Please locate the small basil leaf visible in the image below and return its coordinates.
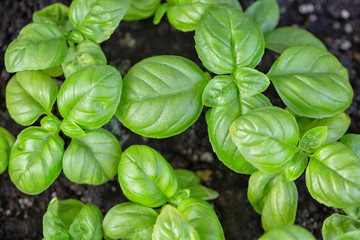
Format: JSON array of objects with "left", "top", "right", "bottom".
[
  {"left": 103, "top": 202, "right": 158, "bottom": 240},
  {"left": 202, "top": 75, "right": 237, "bottom": 107},
  {"left": 284, "top": 152, "right": 308, "bottom": 181},
  {"left": 219, "top": 0, "right": 242, "bottom": 9},
  {"left": 344, "top": 206, "right": 360, "bottom": 220},
  {"left": 234, "top": 67, "right": 270, "bottom": 97},
  {"left": 300, "top": 126, "right": 327, "bottom": 153},
  {"left": 63, "top": 128, "right": 121, "bottom": 185},
  {"left": 5, "top": 23, "right": 67, "bottom": 73},
  {"left": 42, "top": 65, "right": 63, "bottom": 77},
  {"left": 152, "top": 205, "right": 200, "bottom": 240},
  {"left": 69, "top": 0, "right": 131, "bottom": 43},
  {"left": 69, "top": 204, "right": 103, "bottom": 240},
  {"left": 58, "top": 65, "right": 122, "bottom": 129},
  {"left": 230, "top": 106, "right": 299, "bottom": 173},
  {"left": 306, "top": 142, "right": 360, "bottom": 208},
  {"left": 118, "top": 145, "right": 178, "bottom": 208},
  {"left": 267, "top": 46, "right": 353, "bottom": 118},
  {"left": 0, "top": 135, "right": 10, "bottom": 174},
  {"left": 61, "top": 40, "right": 107, "bottom": 78},
  {"left": 6, "top": 71, "right": 58, "bottom": 126},
  {"left": 178, "top": 198, "right": 225, "bottom": 240},
  {"left": 116, "top": 55, "right": 207, "bottom": 138},
  {"left": 322, "top": 214, "right": 360, "bottom": 240},
  {"left": 169, "top": 189, "right": 191, "bottom": 206},
  {"left": 60, "top": 119, "right": 85, "bottom": 138},
  {"left": 245, "top": 0, "right": 279, "bottom": 33},
  {"left": 341, "top": 134, "right": 360, "bottom": 158},
  {"left": 195, "top": 5, "right": 264, "bottom": 74},
  {"left": 187, "top": 185, "right": 219, "bottom": 201},
  {"left": 124, "top": 0, "right": 161, "bottom": 21},
  {"left": 33, "top": 3, "right": 73, "bottom": 32},
  {"left": 175, "top": 169, "right": 201, "bottom": 188},
  {"left": 0, "top": 127, "right": 15, "bottom": 148},
  {"left": 9, "top": 127, "right": 64, "bottom": 194},
  {"left": 153, "top": 3, "right": 170, "bottom": 24},
  {"left": 264, "top": 27, "right": 327, "bottom": 54},
  {"left": 297, "top": 112, "right": 350, "bottom": 144},
  {"left": 41, "top": 115, "right": 62, "bottom": 133},
  {"left": 258, "top": 225, "right": 316, "bottom": 240},
  {"left": 67, "top": 30, "right": 84, "bottom": 43}
]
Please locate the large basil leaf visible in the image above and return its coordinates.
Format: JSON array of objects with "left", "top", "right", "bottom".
[
  {"left": 267, "top": 46, "right": 353, "bottom": 118},
  {"left": 9, "top": 127, "right": 64, "bottom": 195},
  {"left": 5, "top": 23, "right": 67, "bottom": 73},
  {"left": 152, "top": 205, "right": 200, "bottom": 240},
  {"left": 62, "top": 40, "right": 107, "bottom": 78},
  {"left": 248, "top": 172, "right": 298, "bottom": 231},
  {"left": 33, "top": 3, "right": 73, "bottom": 32},
  {"left": 306, "top": 142, "right": 360, "bottom": 208},
  {"left": 202, "top": 75, "right": 237, "bottom": 107},
  {"left": 258, "top": 225, "right": 316, "bottom": 240},
  {"left": 230, "top": 106, "right": 299, "bottom": 173},
  {"left": 300, "top": 126, "right": 328, "bottom": 153},
  {"left": 103, "top": 202, "right": 158, "bottom": 240},
  {"left": 195, "top": 5, "right": 264, "bottom": 74},
  {"left": 297, "top": 112, "right": 350, "bottom": 144},
  {"left": 6, "top": 71, "right": 58, "bottom": 126},
  {"left": 118, "top": 145, "right": 178, "bottom": 207},
  {"left": 264, "top": 27, "right": 327, "bottom": 54},
  {"left": 69, "top": 0, "right": 131, "bottom": 43},
  {"left": 63, "top": 129, "right": 121, "bottom": 185},
  {"left": 341, "top": 134, "right": 360, "bottom": 158},
  {"left": 58, "top": 65, "right": 122, "bottom": 129},
  {"left": 322, "top": 214, "right": 360, "bottom": 240},
  {"left": 245, "top": 0, "right": 279, "bottom": 33},
  {"left": 234, "top": 67, "right": 270, "bottom": 97},
  {"left": 124, "top": 0, "right": 160, "bottom": 21},
  {"left": 206, "top": 94, "right": 271, "bottom": 174},
  {"left": 0, "top": 135, "right": 10, "bottom": 174},
  {"left": 116, "top": 55, "right": 207, "bottom": 138},
  {"left": 178, "top": 198, "right": 225, "bottom": 240},
  {"left": 284, "top": 152, "right": 308, "bottom": 181}
]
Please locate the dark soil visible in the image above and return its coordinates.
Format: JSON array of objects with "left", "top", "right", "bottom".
[{"left": 1, "top": 0, "right": 359, "bottom": 239}]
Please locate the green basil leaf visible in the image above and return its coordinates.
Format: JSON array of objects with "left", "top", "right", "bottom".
[
  {"left": 186, "top": 185, "right": 218, "bottom": 201},
  {"left": 40, "top": 115, "right": 62, "bottom": 133},
  {"left": 322, "top": 214, "right": 360, "bottom": 240},
  {"left": 42, "top": 65, "right": 63, "bottom": 77},
  {"left": 219, "top": 0, "right": 242, "bottom": 9},
  {"left": 195, "top": 5, "right": 264, "bottom": 74},
  {"left": 0, "top": 135, "right": 10, "bottom": 174},
  {"left": 284, "top": 152, "right": 308, "bottom": 181},
  {"left": 58, "top": 65, "right": 122, "bottom": 129},
  {"left": 124, "top": 0, "right": 160, "bottom": 21},
  {"left": 9, "top": 127, "right": 64, "bottom": 194},
  {"left": 258, "top": 225, "right": 316, "bottom": 240},
  {"left": 234, "top": 67, "right": 270, "bottom": 97},
  {"left": 202, "top": 75, "right": 237, "bottom": 107},
  {"left": 339, "top": 230, "right": 360, "bottom": 240},
  {"left": 118, "top": 145, "right": 178, "bottom": 207},
  {"left": 300, "top": 126, "right": 327, "bottom": 153},
  {"left": 103, "top": 202, "right": 158, "bottom": 240},
  {"left": 60, "top": 119, "right": 85, "bottom": 138},
  {"left": 169, "top": 189, "right": 191, "bottom": 206},
  {"left": 69, "top": 0, "right": 131, "bottom": 43},
  {"left": 153, "top": 3, "right": 170, "bottom": 25},
  {"left": 5, "top": 23, "right": 67, "bottom": 73},
  {"left": 264, "top": 27, "right": 327, "bottom": 54},
  {"left": 297, "top": 112, "right": 350, "bottom": 144},
  {"left": 206, "top": 94, "right": 271, "bottom": 174},
  {"left": 152, "top": 204, "right": 200, "bottom": 240},
  {"left": 306, "top": 142, "right": 360, "bottom": 208},
  {"left": 6, "top": 71, "right": 58, "bottom": 126},
  {"left": 67, "top": 30, "right": 84, "bottom": 43},
  {"left": 267, "top": 46, "right": 353, "bottom": 118},
  {"left": 33, "top": 3, "right": 74, "bottom": 32},
  {"left": 63, "top": 128, "right": 121, "bottom": 185},
  {"left": 341, "top": 134, "right": 360, "bottom": 158},
  {"left": 178, "top": 198, "right": 225, "bottom": 240},
  {"left": 0, "top": 127, "right": 15, "bottom": 148},
  {"left": 245, "top": 0, "right": 279, "bottom": 33},
  {"left": 230, "top": 106, "right": 299, "bottom": 173},
  {"left": 61, "top": 40, "right": 107, "bottom": 78},
  {"left": 116, "top": 55, "right": 207, "bottom": 138},
  {"left": 175, "top": 169, "right": 201, "bottom": 188},
  {"left": 344, "top": 206, "right": 360, "bottom": 220},
  {"left": 69, "top": 204, "right": 103, "bottom": 240}
]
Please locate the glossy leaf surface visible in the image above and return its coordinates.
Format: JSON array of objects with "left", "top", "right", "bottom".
[
  {"left": 103, "top": 202, "right": 158, "bottom": 240},
  {"left": 202, "top": 75, "right": 237, "bottom": 107},
  {"left": 9, "top": 127, "right": 64, "bottom": 195},
  {"left": 116, "top": 55, "right": 206, "bottom": 138},
  {"left": 58, "top": 65, "right": 122, "bottom": 129},
  {"left": 118, "top": 145, "right": 178, "bottom": 207},
  {"left": 69, "top": 0, "right": 131, "bottom": 43},
  {"left": 6, "top": 71, "right": 58, "bottom": 126},
  {"left": 33, "top": 3, "right": 73, "bottom": 32},
  {"left": 306, "top": 142, "right": 360, "bottom": 208},
  {"left": 258, "top": 225, "right": 316, "bottom": 240},
  {"left": 63, "top": 128, "right": 121, "bottom": 185},
  {"left": 344, "top": 206, "right": 360, "bottom": 220},
  {"left": 322, "top": 214, "right": 360, "bottom": 240},
  {"left": 0, "top": 135, "right": 10, "bottom": 174},
  {"left": 195, "top": 5, "right": 264, "bottom": 74},
  {"left": 230, "top": 107, "right": 299, "bottom": 173},
  {"left": 124, "top": 0, "right": 160, "bottom": 20},
  {"left": 284, "top": 152, "right": 308, "bottom": 181},
  {"left": 245, "top": 0, "right": 279, "bottom": 33},
  {"left": 300, "top": 126, "right": 327, "bottom": 153},
  {"left": 60, "top": 119, "right": 85, "bottom": 138},
  {"left": 5, "top": 23, "right": 67, "bottom": 72},
  {"left": 268, "top": 46, "right": 353, "bottom": 118},
  {"left": 341, "top": 134, "right": 360, "bottom": 158},
  {"left": 40, "top": 115, "right": 62, "bottom": 133},
  {"left": 0, "top": 127, "right": 15, "bottom": 148},
  {"left": 234, "top": 67, "right": 270, "bottom": 97}
]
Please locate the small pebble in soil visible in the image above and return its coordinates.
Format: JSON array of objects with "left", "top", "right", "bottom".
[
  {"left": 51, "top": 192, "right": 57, "bottom": 198},
  {"left": 298, "top": 4, "right": 315, "bottom": 14},
  {"left": 111, "top": 186, "right": 116, "bottom": 192},
  {"left": 333, "top": 22, "right": 341, "bottom": 30},
  {"left": 344, "top": 23, "right": 353, "bottom": 34},
  {"left": 200, "top": 152, "right": 214, "bottom": 162},
  {"left": 309, "top": 14, "right": 317, "bottom": 22},
  {"left": 340, "top": 39, "right": 352, "bottom": 50},
  {"left": 340, "top": 9, "right": 350, "bottom": 19},
  {"left": 196, "top": 169, "right": 213, "bottom": 182},
  {"left": 5, "top": 209, "right": 11, "bottom": 216}
]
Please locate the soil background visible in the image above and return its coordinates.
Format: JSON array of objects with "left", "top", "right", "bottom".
[{"left": 0, "top": 0, "right": 359, "bottom": 239}]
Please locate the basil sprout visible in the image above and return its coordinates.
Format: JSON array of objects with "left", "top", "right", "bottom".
[
  {"left": 300, "top": 126, "right": 328, "bottom": 153},
  {"left": 234, "top": 67, "right": 270, "bottom": 97},
  {"left": 322, "top": 214, "right": 360, "bottom": 240},
  {"left": 284, "top": 152, "right": 308, "bottom": 181},
  {"left": 202, "top": 75, "right": 237, "bottom": 107},
  {"left": 40, "top": 115, "right": 62, "bottom": 133},
  {"left": 60, "top": 119, "right": 85, "bottom": 138},
  {"left": 245, "top": 0, "right": 280, "bottom": 33}
]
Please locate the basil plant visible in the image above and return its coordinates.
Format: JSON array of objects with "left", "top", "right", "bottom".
[{"left": 4, "top": 0, "right": 130, "bottom": 194}]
